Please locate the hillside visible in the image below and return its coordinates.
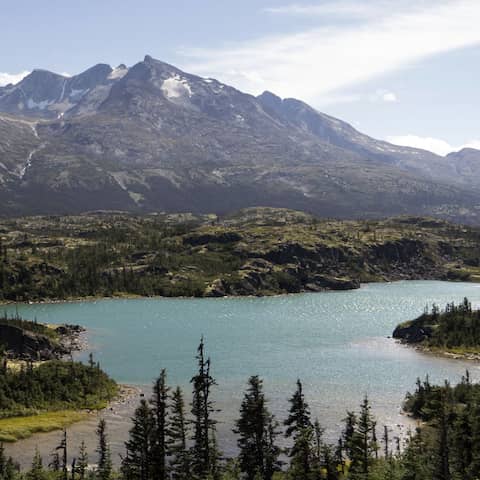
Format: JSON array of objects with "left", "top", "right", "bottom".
[
  {"left": 0, "top": 208, "right": 479, "bottom": 301},
  {"left": 1, "top": 56, "right": 480, "bottom": 222}
]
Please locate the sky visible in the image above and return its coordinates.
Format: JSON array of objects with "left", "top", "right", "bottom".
[{"left": 1, "top": 0, "right": 479, "bottom": 156}]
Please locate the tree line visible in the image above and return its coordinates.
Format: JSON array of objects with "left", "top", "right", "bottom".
[
  {"left": 2, "top": 338, "right": 477, "bottom": 480},
  {"left": 0, "top": 355, "right": 117, "bottom": 417}
]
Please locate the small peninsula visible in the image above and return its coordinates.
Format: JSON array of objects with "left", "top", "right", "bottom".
[
  {"left": 393, "top": 298, "right": 480, "bottom": 358},
  {"left": 0, "top": 314, "right": 117, "bottom": 442}
]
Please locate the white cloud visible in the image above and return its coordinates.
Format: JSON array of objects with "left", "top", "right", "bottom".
[
  {"left": 386, "top": 135, "right": 480, "bottom": 156},
  {"left": 181, "top": 0, "right": 480, "bottom": 104},
  {"left": 0, "top": 71, "right": 30, "bottom": 87},
  {"left": 381, "top": 91, "right": 397, "bottom": 103}
]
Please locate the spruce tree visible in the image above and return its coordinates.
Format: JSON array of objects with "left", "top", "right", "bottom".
[
  {"left": 122, "top": 399, "right": 155, "bottom": 480},
  {"left": 55, "top": 429, "right": 68, "bottom": 480},
  {"left": 401, "top": 428, "right": 431, "bottom": 480},
  {"left": 190, "top": 337, "right": 220, "bottom": 479},
  {"left": 342, "top": 411, "right": 357, "bottom": 462},
  {"left": 150, "top": 369, "right": 169, "bottom": 480},
  {"left": 349, "top": 396, "right": 378, "bottom": 479},
  {"left": 96, "top": 419, "right": 112, "bottom": 480},
  {"left": 168, "top": 386, "right": 191, "bottom": 480},
  {"left": 0, "top": 444, "right": 16, "bottom": 480},
  {"left": 433, "top": 388, "right": 452, "bottom": 480},
  {"left": 27, "top": 448, "right": 47, "bottom": 480},
  {"left": 76, "top": 441, "right": 88, "bottom": 480},
  {"left": 284, "top": 379, "right": 313, "bottom": 478},
  {"left": 234, "top": 376, "right": 281, "bottom": 480}
]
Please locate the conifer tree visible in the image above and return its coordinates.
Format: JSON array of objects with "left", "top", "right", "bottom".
[
  {"left": 342, "top": 411, "right": 357, "bottom": 462},
  {"left": 150, "top": 369, "right": 169, "bottom": 480},
  {"left": 401, "top": 428, "right": 431, "bottom": 480},
  {"left": 27, "top": 448, "right": 47, "bottom": 480},
  {"left": 349, "top": 396, "right": 378, "bottom": 479},
  {"left": 76, "top": 441, "right": 88, "bottom": 480},
  {"left": 433, "top": 388, "right": 452, "bottom": 480},
  {"left": 284, "top": 379, "right": 313, "bottom": 478},
  {"left": 122, "top": 399, "right": 155, "bottom": 480},
  {"left": 0, "top": 444, "right": 16, "bottom": 480},
  {"left": 190, "top": 337, "right": 220, "bottom": 479},
  {"left": 168, "top": 386, "right": 191, "bottom": 480},
  {"left": 234, "top": 376, "right": 281, "bottom": 480},
  {"left": 96, "top": 419, "right": 112, "bottom": 480},
  {"left": 54, "top": 429, "right": 68, "bottom": 480}
]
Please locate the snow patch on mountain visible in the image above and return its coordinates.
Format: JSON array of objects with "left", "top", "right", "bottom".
[
  {"left": 108, "top": 66, "right": 128, "bottom": 80},
  {"left": 161, "top": 75, "right": 192, "bottom": 99}
]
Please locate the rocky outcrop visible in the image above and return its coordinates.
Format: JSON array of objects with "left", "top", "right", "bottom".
[
  {"left": 0, "top": 323, "right": 85, "bottom": 361},
  {"left": 392, "top": 321, "right": 434, "bottom": 344},
  {"left": 205, "top": 258, "right": 360, "bottom": 296},
  {"left": 183, "top": 232, "right": 242, "bottom": 246},
  {"left": 0, "top": 324, "right": 66, "bottom": 360}
]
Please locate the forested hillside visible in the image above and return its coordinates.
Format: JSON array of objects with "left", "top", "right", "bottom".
[{"left": 1, "top": 208, "right": 479, "bottom": 302}]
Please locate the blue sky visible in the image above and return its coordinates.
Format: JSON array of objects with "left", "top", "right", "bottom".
[{"left": 1, "top": 0, "right": 479, "bottom": 155}]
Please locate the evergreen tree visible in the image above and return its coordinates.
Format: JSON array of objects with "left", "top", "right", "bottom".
[
  {"left": 264, "top": 416, "right": 282, "bottom": 480},
  {"left": 401, "top": 429, "right": 431, "bottom": 480},
  {"left": 76, "top": 441, "right": 88, "bottom": 480},
  {"left": 0, "top": 444, "right": 16, "bottom": 480},
  {"left": 342, "top": 411, "right": 357, "bottom": 462},
  {"left": 190, "top": 337, "right": 220, "bottom": 479},
  {"left": 54, "top": 429, "right": 68, "bottom": 480},
  {"left": 349, "top": 396, "right": 378, "bottom": 479},
  {"left": 433, "top": 388, "right": 452, "bottom": 480},
  {"left": 234, "top": 376, "right": 282, "bottom": 480},
  {"left": 122, "top": 399, "right": 155, "bottom": 480},
  {"left": 96, "top": 419, "right": 112, "bottom": 480},
  {"left": 167, "top": 386, "right": 191, "bottom": 480},
  {"left": 27, "top": 449, "right": 47, "bottom": 480},
  {"left": 284, "top": 379, "right": 313, "bottom": 478},
  {"left": 150, "top": 369, "right": 169, "bottom": 480}
]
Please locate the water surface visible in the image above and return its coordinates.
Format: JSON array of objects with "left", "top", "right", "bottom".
[{"left": 4, "top": 281, "right": 480, "bottom": 464}]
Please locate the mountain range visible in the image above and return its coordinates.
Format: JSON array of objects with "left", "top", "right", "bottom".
[{"left": 1, "top": 55, "right": 479, "bottom": 222}]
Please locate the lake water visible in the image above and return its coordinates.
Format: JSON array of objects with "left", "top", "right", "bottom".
[{"left": 4, "top": 280, "right": 480, "bottom": 465}]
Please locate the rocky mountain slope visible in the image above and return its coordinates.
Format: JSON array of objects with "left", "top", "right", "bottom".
[{"left": 1, "top": 55, "right": 479, "bottom": 222}]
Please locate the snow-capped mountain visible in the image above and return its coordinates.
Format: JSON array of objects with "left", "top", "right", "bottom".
[
  {"left": 0, "top": 55, "right": 479, "bottom": 222},
  {"left": 0, "top": 63, "right": 128, "bottom": 119}
]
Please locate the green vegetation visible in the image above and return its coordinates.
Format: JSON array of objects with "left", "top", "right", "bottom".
[
  {"left": 393, "top": 298, "right": 480, "bottom": 353},
  {"left": 0, "top": 339, "right": 476, "bottom": 480},
  {"left": 0, "top": 359, "right": 117, "bottom": 417},
  {"left": 0, "top": 336, "right": 117, "bottom": 444},
  {"left": 403, "top": 373, "right": 480, "bottom": 479},
  {"left": 0, "top": 315, "right": 56, "bottom": 340},
  {"left": 0, "top": 410, "right": 88, "bottom": 443},
  {"left": 1, "top": 208, "right": 480, "bottom": 301}
]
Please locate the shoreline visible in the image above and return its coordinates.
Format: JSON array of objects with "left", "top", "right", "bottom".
[
  {"left": 0, "top": 278, "right": 478, "bottom": 308},
  {"left": 395, "top": 339, "right": 480, "bottom": 362},
  {"left": 415, "top": 344, "right": 480, "bottom": 362},
  {"left": 0, "top": 383, "right": 142, "bottom": 444}
]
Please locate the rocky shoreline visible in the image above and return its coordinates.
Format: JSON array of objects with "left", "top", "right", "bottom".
[{"left": 0, "top": 321, "right": 86, "bottom": 362}]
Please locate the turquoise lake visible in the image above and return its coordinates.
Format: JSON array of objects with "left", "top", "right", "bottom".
[{"left": 4, "top": 280, "right": 480, "bottom": 462}]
